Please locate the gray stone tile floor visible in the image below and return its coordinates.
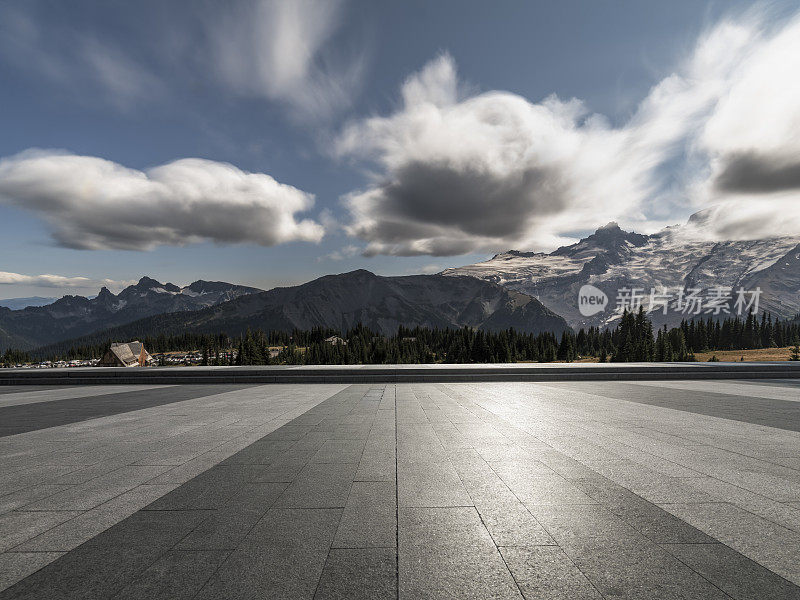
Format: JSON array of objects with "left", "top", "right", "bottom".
[{"left": 0, "top": 379, "right": 798, "bottom": 598}]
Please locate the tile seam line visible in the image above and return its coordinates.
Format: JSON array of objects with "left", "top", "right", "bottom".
[
  {"left": 170, "top": 485, "right": 277, "bottom": 600},
  {"left": 0, "top": 483, "right": 73, "bottom": 516},
  {"left": 654, "top": 542, "right": 751, "bottom": 600},
  {"left": 657, "top": 539, "right": 800, "bottom": 590},
  {"left": 474, "top": 507, "right": 527, "bottom": 599},
  {"left": 657, "top": 499, "right": 800, "bottom": 556},
  {"left": 1, "top": 549, "right": 68, "bottom": 554},
  {"left": 394, "top": 383, "right": 400, "bottom": 600},
  {"left": 109, "top": 547, "right": 234, "bottom": 600}
]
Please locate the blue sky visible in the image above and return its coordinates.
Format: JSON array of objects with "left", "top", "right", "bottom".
[{"left": 1, "top": 0, "right": 799, "bottom": 297}]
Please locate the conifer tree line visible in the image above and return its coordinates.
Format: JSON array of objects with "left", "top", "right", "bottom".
[
  {"left": 587, "top": 308, "right": 800, "bottom": 362},
  {"left": 6, "top": 308, "right": 795, "bottom": 365},
  {"left": 226, "top": 325, "right": 564, "bottom": 365},
  {"left": 1, "top": 348, "right": 32, "bottom": 368},
  {"left": 8, "top": 308, "right": 800, "bottom": 365},
  {"left": 585, "top": 308, "right": 800, "bottom": 362}
]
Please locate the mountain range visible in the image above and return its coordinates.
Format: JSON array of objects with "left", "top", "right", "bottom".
[
  {"left": 0, "top": 277, "right": 262, "bottom": 350},
  {"left": 5, "top": 212, "right": 799, "bottom": 353},
  {"left": 443, "top": 213, "right": 800, "bottom": 330},
  {"left": 29, "top": 270, "right": 571, "bottom": 354}
]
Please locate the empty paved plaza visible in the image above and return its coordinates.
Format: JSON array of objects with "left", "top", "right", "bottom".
[{"left": 0, "top": 378, "right": 799, "bottom": 599}]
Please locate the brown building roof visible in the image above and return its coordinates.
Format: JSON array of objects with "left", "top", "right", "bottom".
[{"left": 99, "top": 341, "right": 151, "bottom": 367}]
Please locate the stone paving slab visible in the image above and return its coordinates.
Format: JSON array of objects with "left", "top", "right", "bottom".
[
  {"left": 0, "top": 385, "right": 173, "bottom": 408},
  {"left": 546, "top": 380, "right": 800, "bottom": 431},
  {"left": 629, "top": 380, "right": 800, "bottom": 403},
  {"left": 0, "top": 384, "right": 347, "bottom": 591},
  {"left": 0, "top": 384, "right": 255, "bottom": 436},
  {"left": 0, "top": 386, "right": 59, "bottom": 395},
  {"left": 0, "top": 380, "right": 799, "bottom": 598}
]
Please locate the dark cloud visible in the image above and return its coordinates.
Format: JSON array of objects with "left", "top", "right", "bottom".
[
  {"left": 345, "top": 160, "right": 569, "bottom": 257},
  {"left": 378, "top": 161, "right": 565, "bottom": 238},
  {"left": 714, "top": 151, "right": 800, "bottom": 193}
]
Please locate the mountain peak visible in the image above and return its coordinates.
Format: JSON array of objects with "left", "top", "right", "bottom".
[
  {"left": 586, "top": 221, "right": 648, "bottom": 246},
  {"left": 339, "top": 269, "right": 376, "bottom": 278},
  {"left": 136, "top": 276, "right": 163, "bottom": 288},
  {"left": 589, "top": 222, "right": 628, "bottom": 240},
  {"left": 132, "top": 276, "right": 180, "bottom": 293},
  {"left": 549, "top": 221, "right": 649, "bottom": 257},
  {"left": 597, "top": 221, "right": 621, "bottom": 232},
  {"left": 184, "top": 280, "right": 261, "bottom": 295}
]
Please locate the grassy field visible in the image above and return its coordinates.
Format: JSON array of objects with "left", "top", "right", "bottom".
[
  {"left": 575, "top": 346, "right": 799, "bottom": 363},
  {"left": 691, "top": 346, "right": 799, "bottom": 362}
]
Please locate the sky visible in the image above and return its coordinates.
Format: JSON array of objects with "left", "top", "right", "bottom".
[{"left": 1, "top": 0, "right": 799, "bottom": 298}]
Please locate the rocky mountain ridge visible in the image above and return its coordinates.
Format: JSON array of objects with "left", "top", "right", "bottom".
[
  {"left": 0, "top": 277, "right": 262, "bottom": 350},
  {"left": 31, "top": 270, "right": 572, "bottom": 354},
  {"left": 443, "top": 215, "right": 800, "bottom": 329}
]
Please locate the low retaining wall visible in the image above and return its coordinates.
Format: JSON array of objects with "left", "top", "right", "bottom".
[{"left": 2, "top": 363, "right": 800, "bottom": 384}]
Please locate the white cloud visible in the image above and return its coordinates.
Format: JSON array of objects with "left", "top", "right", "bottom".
[
  {"left": 0, "top": 0, "right": 364, "bottom": 119},
  {"left": 418, "top": 264, "right": 442, "bottom": 275},
  {"left": 321, "top": 244, "right": 361, "bottom": 261},
  {"left": 0, "top": 150, "right": 325, "bottom": 250},
  {"left": 689, "top": 12, "right": 800, "bottom": 240},
  {"left": 336, "top": 10, "right": 800, "bottom": 256},
  {"left": 0, "top": 272, "right": 134, "bottom": 290},
  {"left": 208, "top": 0, "right": 366, "bottom": 119}
]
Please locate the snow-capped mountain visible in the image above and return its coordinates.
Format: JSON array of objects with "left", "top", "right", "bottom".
[
  {"left": 93, "top": 277, "right": 262, "bottom": 315},
  {"left": 0, "top": 277, "right": 262, "bottom": 350},
  {"left": 443, "top": 216, "right": 800, "bottom": 330}
]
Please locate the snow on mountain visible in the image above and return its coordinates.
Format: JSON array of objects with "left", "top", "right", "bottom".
[
  {"left": 443, "top": 215, "right": 800, "bottom": 329},
  {"left": 108, "top": 277, "right": 261, "bottom": 312}
]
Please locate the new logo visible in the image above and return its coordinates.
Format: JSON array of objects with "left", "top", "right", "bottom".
[{"left": 578, "top": 284, "right": 608, "bottom": 317}]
